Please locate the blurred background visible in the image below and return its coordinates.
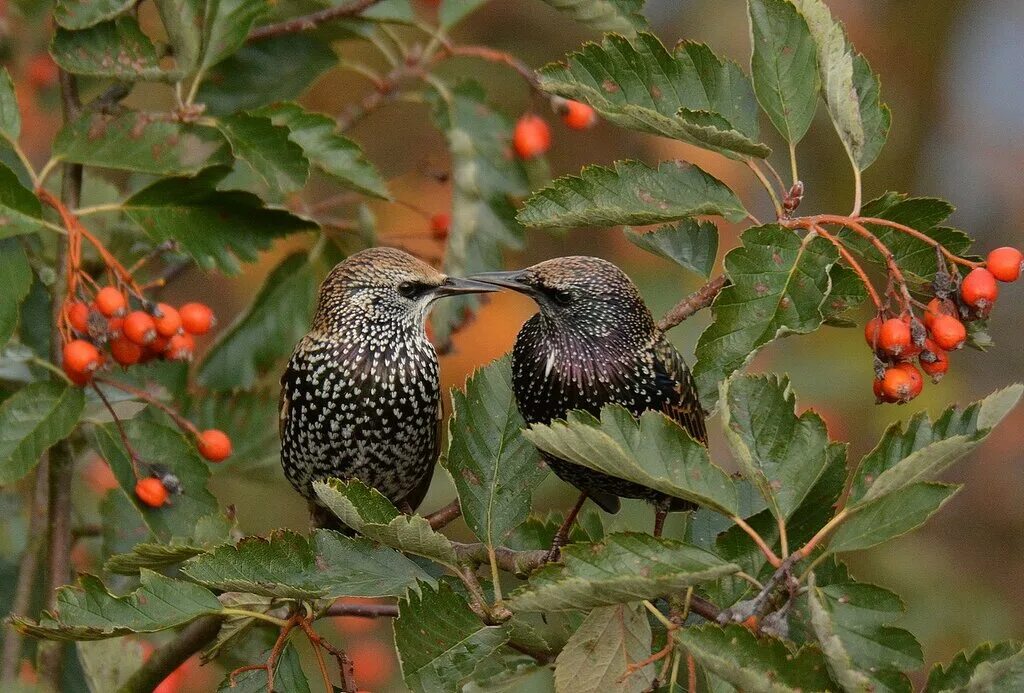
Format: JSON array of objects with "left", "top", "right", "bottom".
[{"left": 2, "top": 0, "right": 1023, "bottom": 689}]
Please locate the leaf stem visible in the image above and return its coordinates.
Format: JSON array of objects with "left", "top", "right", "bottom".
[
  {"left": 10, "top": 142, "right": 39, "bottom": 189},
  {"left": 642, "top": 600, "right": 676, "bottom": 631},
  {"left": 487, "top": 546, "right": 503, "bottom": 607},
  {"left": 811, "top": 224, "right": 883, "bottom": 309},
  {"left": 788, "top": 142, "right": 799, "bottom": 187},
  {"left": 745, "top": 160, "right": 784, "bottom": 219},
  {"left": 35, "top": 158, "right": 60, "bottom": 189},
  {"left": 851, "top": 165, "right": 863, "bottom": 217},
  {"left": 792, "top": 508, "right": 850, "bottom": 560},
  {"left": 221, "top": 608, "right": 290, "bottom": 628},
  {"left": 73, "top": 203, "right": 123, "bottom": 217},
  {"left": 729, "top": 515, "right": 781, "bottom": 568},
  {"left": 777, "top": 516, "right": 789, "bottom": 559},
  {"left": 657, "top": 275, "right": 728, "bottom": 332}
]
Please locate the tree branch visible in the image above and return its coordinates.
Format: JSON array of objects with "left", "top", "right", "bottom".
[
  {"left": 323, "top": 603, "right": 398, "bottom": 619},
  {"left": 450, "top": 542, "right": 549, "bottom": 577},
  {"left": 657, "top": 275, "right": 728, "bottom": 332},
  {"left": 117, "top": 616, "right": 223, "bottom": 693},
  {"left": 424, "top": 499, "right": 461, "bottom": 530},
  {"left": 36, "top": 67, "right": 83, "bottom": 689},
  {"left": 248, "top": 0, "right": 384, "bottom": 42}
]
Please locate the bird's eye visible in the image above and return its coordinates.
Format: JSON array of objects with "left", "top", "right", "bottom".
[
  {"left": 398, "top": 281, "right": 421, "bottom": 299},
  {"left": 552, "top": 289, "right": 573, "bottom": 306}
]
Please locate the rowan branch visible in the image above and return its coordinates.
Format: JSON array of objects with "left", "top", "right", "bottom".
[
  {"left": 248, "top": 0, "right": 384, "bottom": 42},
  {"left": 424, "top": 498, "right": 462, "bottom": 530},
  {"left": 324, "top": 602, "right": 399, "bottom": 619},
  {"left": 450, "top": 542, "right": 549, "bottom": 577},
  {"left": 657, "top": 275, "right": 728, "bottom": 332},
  {"left": 118, "top": 616, "right": 223, "bottom": 693}
]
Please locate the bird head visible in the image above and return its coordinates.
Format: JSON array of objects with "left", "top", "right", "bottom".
[
  {"left": 313, "top": 247, "right": 495, "bottom": 332},
  {"left": 470, "top": 256, "right": 655, "bottom": 341}
]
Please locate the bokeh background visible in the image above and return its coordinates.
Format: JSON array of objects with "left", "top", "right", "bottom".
[{"left": 2, "top": 0, "right": 1023, "bottom": 690}]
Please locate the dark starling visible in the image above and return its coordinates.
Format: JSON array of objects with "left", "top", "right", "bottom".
[
  {"left": 280, "top": 247, "right": 495, "bottom": 522},
  {"left": 472, "top": 256, "right": 707, "bottom": 538}
]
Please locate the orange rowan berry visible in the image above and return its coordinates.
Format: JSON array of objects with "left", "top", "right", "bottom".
[
  {"left": 135, "top": 477, "right": 168, "bottom": 508},
  {"left": 986, "top": 247, "right": 1023, "bottom": 282},
  {"left": 877, "top": 318, "right": 911, "bottom": 357},
  {"left": 863, "top": 316, "right": 883, "bottom": 348},
  {"left": 960, "top": 268, "right": 998, "bottom": 316},
  {"left": 153, "top": 303, "right": 182, "bottom": 337},
  {"left": 881, "top": 366, "right": 915, "bottom": 403},
  {"left": 197, "top": 429, "right": 232, "bottom": 462},
  {"left": 65, "top": 301, "right": 90, "bottom": 333},
  {"left": 923, "top": 297, "right": 954, "bottom": 328},
  {"left": 929, "top": 314, "right": 966, "bottom": 351},
  {"left": 512, "top": 114, "right": 551, "bottom": 159},
  {"left": 94, "top": 287, "right": 127, "bottom": 317},
  {"left": 110, "top": 337, "right": 143, "bottom": 366},
  {"left": 920, "top": 344, "right": 950, "bottom": 381},
  {"left": 893, "top": 362, "right": 924, "bottom": 399},
  {"left": 179, "top": 303, "right": 215, "bottom": 335},
  {"left": 63, "top": 339, "right": 101, "bottom": 376},
  {"left": 164, "top": 333, "right": 194, "bottom": 361},
  {"left": 123, "top": 311, "right": 157, "bottom": 345},
  {"left": 562, "top": 100, "right": 597, "bottom": 130}
]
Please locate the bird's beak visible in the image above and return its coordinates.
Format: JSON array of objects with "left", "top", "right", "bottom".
[
  {"left": 465, "top": 270, "right": 534, "bottom": 295},
  {"left": 432, "top": 276, "right": 501, "bottom": 297}
]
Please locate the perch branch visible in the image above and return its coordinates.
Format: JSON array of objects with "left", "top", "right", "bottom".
[
  {"left": 118, "top": 616, "right": 223, "bottom": 693},
  {"left": 657, "top": 275, "right": 728, "bottom": 332},
  {"left": 424, "top": 498, "right": 462, "bottom": 530},
  {"left": 248, "top": 0, "right": 384, "bottom": 41}
]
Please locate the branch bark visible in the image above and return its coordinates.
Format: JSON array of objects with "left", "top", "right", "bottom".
[
  {"left": 117, "top": 616, "right": 223, "bottom": 693},
  {"left": 36, "top": 67, "right": 83, "bottom": 690},
  {"left": 450, "top": 542, "right": 549, "bottom": 577},
  {"left": 657, "top": 275, "right": 727, "bottom": 333},
  {"left": 248, "top": 0, "right": 384, "bottom": 42},
  {"left": 425, "top": 498, "right": 462, "bottom": 530},
  {"left": 323, "top": 603, "right": 399, "bottom": 619}
]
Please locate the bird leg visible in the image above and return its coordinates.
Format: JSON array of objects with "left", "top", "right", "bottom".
[
  {"left": 546, "top": 492, "right": 588, "bottom": 561},
  {"left": 653, "top": 509, "right": 668, "bottom": 537}
]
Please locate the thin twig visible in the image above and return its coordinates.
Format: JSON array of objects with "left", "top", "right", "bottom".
[
  {"left": 323, "top": 603, "right": 399, "bottom": 619},
  {"left": 442, "top": 44, "right": 539, "bottom": 90},
  {"left": 746, "top": 160, "right": 784, "bottom": 219},
  {"left": 657, "top": 275, "right": 728, "bottom": 332},
  {"left": 248, "top": 0, "right": 384, "bottom": 41},
  {"left": 94, "top": 377, "right": 200, "bottom": 438},
  {"left": 729, "top": 515, "right": 781, "bottom": 568}
]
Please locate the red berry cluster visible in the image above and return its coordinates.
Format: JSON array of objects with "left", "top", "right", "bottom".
[
  {"left": 867, "top": 246, "right": 1022, "bottom": 404},
  {"left": 61, "top": 292, "right": 215, "bottom": 383},
  {"left": 511, "top": 98, "right": 597, "bottom": 160}
]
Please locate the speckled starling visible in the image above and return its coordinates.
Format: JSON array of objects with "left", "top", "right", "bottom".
[
  {"left": 472, "top": 256, "right": 708, "bottom": 534},
  {"left": 280, "top": 247, "right": 495, "bottom": 520}
]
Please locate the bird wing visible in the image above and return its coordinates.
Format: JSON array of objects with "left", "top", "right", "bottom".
[{"left": 653, "top": 337, "right": 708, "bottom": 445}]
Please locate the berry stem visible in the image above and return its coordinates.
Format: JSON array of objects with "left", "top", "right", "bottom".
[
  {"left": 811, "top": 225, "right": 883, "bottom": 309},
  {"left": 93, "top": 377, "right": 201, "bottom": 438},
  {"left": 745, "top": 160, "right": 784, "bottom": 219},
  {"left": 90, "top": 383, "right": 145, "bottom": 479},
  {"left": 441, "top": 43, "right": 540, "bottom": 91}
]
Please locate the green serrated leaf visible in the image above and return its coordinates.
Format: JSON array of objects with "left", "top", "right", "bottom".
[
  {"left": 790, "top": 0, "right": 888, "bottom": 170},
  {"left": 429, "top": 81, "right": 530, "bottom": 345},
  {"left": 507, "top": 532, "right": 739, "bottom": 612},
  {"left": 554, "top": 603, "right": 654, "bottom": 693},
  {"left": 847, "top": 194, "right": 968, "bottom": 283},
  {"left": 0, "top": 68, "right": 21, "bottom": 143},
  {"left": 926, "top": 641, "right": 1024, "bottom": 692},
  {"left": 105, "top": 542, "right": 210, "bottom": 575},
  {"left": 395, "top": 581, "right": 508, "bottom": 693},
  {"left": 849, "top": 385, "right": 1022, "bottom": 505},
  {"left": 0, "top": 382, "right": 84, "bottom": 485},
  {"left": 723, "top": 374, "right": 829, "bottom": 520},
  {"left": 54, "top": 110, "right": 230, "bottom": 175},
  {"left": 217, "top": 640, "right": 310, "bottom": 693},
  {"left": 808, "top": 573, "right": 921, "bottom": 692},
  {"left": 199, "top": 0, "right": 268, "bottom": 73},
  {"left": 99, "top": 489, "right": 150, "bottom": 561},
  {"left": 198, "top": 35, "right": 336, "bottom": 115},
  {"left": 821, "top": 263, "right": 868, "bottom": 325},
  {"left": 121, "top": 169, "right": 314, "bottom": 274},
  {"left": 254, "top": 102, "right": 389, "bottom": 199},
  {"left": 198, "top": 252, "right": 315, "bottom": 388},
  {"left": 315, "top": 478, "right": 460, "bottom": 568},
  {"left": 444, "top": 357, "right": 546, "bottom": 548},
  {"left": 693, "top": 225, "right": 839, "bottom": 407},
  {"left": 538, "top": 34, "right": 767, "bottom": 158},
  {"left": 181, "top": 529, "right": 431, "bottom": 599},
  {"left": 215, "top": 112, "right": 308, "bottom": 199},
  {"left": 77, "top": 637, "right": 146, "bottom": 692},
  {"left": 154, "top": 0, "right": 203, "bottom": 75},
  {"left": 524, "top": 405, "right": 738, "bottom": 515},
  {"left": 541, "top": 0, "right": 648, "bottom": 36},
  {"left": 518, "top": 159, "right": 747, "bottom": 229},
  {"left": 676, "top": 624, "right": 834, "bottom": 692},
  {"left": 828, "top": 483, "right": 959, "bottom": 554},
  {"left": 0, "top": 239, "right": 32, "bottom": 348},
  {"left": 748, "top": 0, "right": 820, "bottom": 144},
  {"left": 12, "top": 570, "right": 222, "bottom": 641},
  {"left": 92, "top": 419, "right": 219, "bottom": 541},
  {"left": 624, "top": 218, "right": 718, "bottom": 277},
  {"left": 0, "top": 161, "right": 51, "bottom": 239},
  {"left": 51, "top": 18, "right": 175, "bottom": 82},
  {"left": 506, "top": 509, "right": 604, "bottom": 550},
  {"left": 54, "top": 0, "right": 134, "bottom": 29}
]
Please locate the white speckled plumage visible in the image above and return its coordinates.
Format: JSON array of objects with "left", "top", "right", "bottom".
[{"left": 280, "top": 248, "right": 450, "bottom": 511}]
